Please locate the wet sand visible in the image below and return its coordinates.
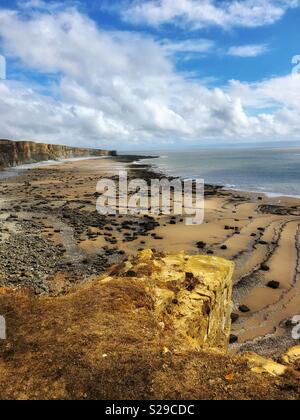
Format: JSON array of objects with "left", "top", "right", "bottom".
[{"left": 1, "top": 156, "right": 300, "bottom": 357}]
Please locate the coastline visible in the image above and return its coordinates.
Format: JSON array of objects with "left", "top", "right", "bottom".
[
  {"left": 143, "top": 149, "right": 300, "bottom": 200},
  {"left": 1, "top": 155, "right": 300, "bottom": 398},
  {"left": 2, "top": 152, "right": 300, "bottom": 201}
]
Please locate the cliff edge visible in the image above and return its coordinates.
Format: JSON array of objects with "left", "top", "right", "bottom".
[
  {"left": 107, "top": 250, "right": 234, "bottom": 352},
  {"left": 1, "top": 250, "right": 299, "bottom": 399},
  {"left": 0, "top": 139, "right": 117, "bottom": 170}
]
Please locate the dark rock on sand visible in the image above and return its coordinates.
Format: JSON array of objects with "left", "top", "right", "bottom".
[
  {"left": 230, "top": 335, "right": 238, "bottom": 344},
  {"left": 239, "top": 305, "right": 250, "bottom": 313},
  {"left": 260, "top": 263, "right": 270, "bottom": 272},
  {"left": 196, "top": 241, "right": 206, "bottom": 249},
  {"left": 267, "top": 281, "right": 280, "bottom": 290}
]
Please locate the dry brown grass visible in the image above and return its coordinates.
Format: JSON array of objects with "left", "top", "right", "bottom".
[{"left": 0, "top": 279, "right": 299, "bottom": 400}]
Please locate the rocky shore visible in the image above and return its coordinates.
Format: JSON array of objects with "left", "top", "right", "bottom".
[{"left": 0, "top": 156, "right": 159, "bottom": 295}]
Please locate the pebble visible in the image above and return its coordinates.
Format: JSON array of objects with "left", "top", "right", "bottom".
[
  {"left": 229, "top": 335, "right": 238, "bottom": 344},
  {"left": 267, "top": 281, "right": 280, "bottom": 290},
  {"left": 239, "top": 305, "right": 250, "bottom": 313},
  {"left": 260, "top": 263, "right": 270, "bottom": 272}
]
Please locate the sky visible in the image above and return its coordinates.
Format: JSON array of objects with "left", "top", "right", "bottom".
[{"left": 0, "top": 0, "right": 300, "bottom": 150}]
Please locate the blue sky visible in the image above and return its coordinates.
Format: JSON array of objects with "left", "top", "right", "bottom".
[
  {"left": 0, "top": 0, "right": 300, "bottom": 149},
  {"left": 94, "top": 0, "right": 300, "bottom": 83}
]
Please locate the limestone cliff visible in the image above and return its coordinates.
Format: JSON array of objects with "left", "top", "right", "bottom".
[
  {"left": 0, "top": 139, "right": 117, "bottom": 170},
  {"left": 104, "top": 250, "right": 235, "bottom": 352}
]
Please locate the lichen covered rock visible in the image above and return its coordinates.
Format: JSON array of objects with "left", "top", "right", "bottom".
[{"left": 103, "top": 249, "right": 235, "bottom": 352}]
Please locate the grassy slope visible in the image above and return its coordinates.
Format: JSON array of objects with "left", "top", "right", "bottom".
[{"left": 0, "top": 277, "right": 299, "bottom": 400}]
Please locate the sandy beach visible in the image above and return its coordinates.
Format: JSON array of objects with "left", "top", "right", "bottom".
[
  {"left": 0, "top": 156, "right": 300, "bottom": 399},
  {"left": 0, "top": 156, "right": 299, "bottom": 357}
]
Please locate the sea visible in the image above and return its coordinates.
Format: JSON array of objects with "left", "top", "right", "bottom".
[
  {"left": 2, "top": 147, "right": 300, "bottom": 198},
  {"left": 137, "top": 147, "right": 300, "bottom": 198}
]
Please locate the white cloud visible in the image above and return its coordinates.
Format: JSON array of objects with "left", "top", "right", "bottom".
[
  {"left": 160, "top": 39, "right": 215, "bottom": 55},
  {"left": 228, "top": 74, "right": 300, "bottom": 109},
  {"left": 0, "top": 2, "right": 299, "bottom": 149},
  {"left": 228, "top": 44, "right": 269, "bottom": 57},
  {"left": 122, "top": 0, "right": 299, "bottom": 30}
]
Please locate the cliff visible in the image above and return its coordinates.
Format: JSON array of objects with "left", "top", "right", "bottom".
[
  {"left": 0, "top": 250, "right": 299, "bottom": 399},
  {"left": 0, "top": 139, "right": 116, "bottom": 170},
  {"left": 108, "top": 250, "right": 235, "bottom": 352}
]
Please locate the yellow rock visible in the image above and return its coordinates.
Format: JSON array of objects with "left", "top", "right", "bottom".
[
  {"left": 138, "top": 249, "right": 155, "bottom": 261},
  {"left": 101, "top": 250, "right": 235, "bottom": 352},
  {"left": 281, "top": 346, "right": 300, "bottom": 365},
  {"left": 244, "top": 352, "right": 287, "bottom": 377}
]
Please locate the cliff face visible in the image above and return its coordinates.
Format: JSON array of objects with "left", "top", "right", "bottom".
[
  {"left": 0, "top": 139, "right": 116, "bottom": 170},
  {"left": 106, "top": 249, "right": 235, "bottom": 352}
]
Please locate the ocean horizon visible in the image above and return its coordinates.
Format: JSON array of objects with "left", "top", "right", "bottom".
[
  {"left": 134, "top": 146, "right": 300, "bottom": 198},
  {"left": 2, "top": 146, "right": 300, "bottom": 198}
]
